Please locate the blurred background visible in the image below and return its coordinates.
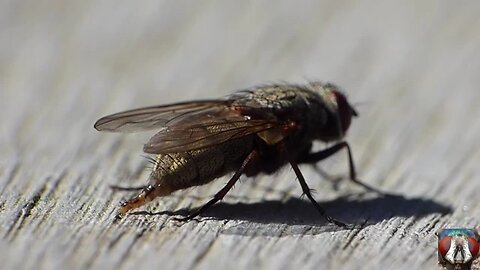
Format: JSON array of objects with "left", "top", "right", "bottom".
[{"left": 1, "top": 1, "right": 480, "bottom": 269}]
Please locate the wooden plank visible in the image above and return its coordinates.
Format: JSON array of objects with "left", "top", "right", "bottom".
[{"left": 1, "top": 1, "right": 480, "bottom": 269}]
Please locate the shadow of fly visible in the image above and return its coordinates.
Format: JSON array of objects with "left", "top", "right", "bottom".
[{"left": 94, "top": 81, "right": 375, "bottom": 227}]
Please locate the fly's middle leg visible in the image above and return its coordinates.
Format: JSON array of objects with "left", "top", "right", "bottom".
[{"left": 289, "top": 161, "right": 348, "bottom": 227}]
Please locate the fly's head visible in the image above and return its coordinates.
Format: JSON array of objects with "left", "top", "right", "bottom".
[
  {"left": 437, "top": 228, "right": 480, "bottom": 269},
  {"left": 311, "top": 82, "right": 358, "bottom": 141},
  {"left": 331, "top": 88, "right": 358, "bottom": 135}
]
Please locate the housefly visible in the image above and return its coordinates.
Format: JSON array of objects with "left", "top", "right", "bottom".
[
  {"left": 437, "top": 228, "right": 480, "bottom": 270},
  {"left": 94, "top": 81, "right": 372, "bottom": 227}
]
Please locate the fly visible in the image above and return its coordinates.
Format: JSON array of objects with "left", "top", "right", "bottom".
[
  {"left": 94, "top": 81, "right": 374, "bottom": 227},
  {"left": 437, "top": 228, "right": 480, "bottom": 269}
]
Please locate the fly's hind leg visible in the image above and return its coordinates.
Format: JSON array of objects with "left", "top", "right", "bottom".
[
  {"left": 174, "top": 150, "right": 257, "bottom": 222},
  {"left": 297, "top": 141, "right": 382, "bottom": 194}
]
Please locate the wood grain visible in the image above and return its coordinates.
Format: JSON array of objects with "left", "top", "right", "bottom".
[{"left": 2, "top": 1, "right": 480, "bottom": 269}]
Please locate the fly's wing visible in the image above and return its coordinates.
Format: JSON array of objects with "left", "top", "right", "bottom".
[
  {"left": 143, "top": 116, "right": 279, "bottom": 154},
  {"left": 94, "top": 100, "right": 225, "bottom": 132},
  {"left": 142, "top": 103, "right": 284, "bottom": 153},
  {"left": 95, "top": 99, "right": 286, "bottom": 154}
]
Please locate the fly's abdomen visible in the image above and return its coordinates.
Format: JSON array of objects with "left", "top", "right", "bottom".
[{"left": 149, "top": 136, "right": 253, "bottom": 191}]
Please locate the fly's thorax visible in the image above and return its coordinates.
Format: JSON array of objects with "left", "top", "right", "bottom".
[
  {"left": 232, "top": 85, "right": 307, "bottom": 116},
  {"left": 232, "top": 83, "right": 336, "bottom": 143}
]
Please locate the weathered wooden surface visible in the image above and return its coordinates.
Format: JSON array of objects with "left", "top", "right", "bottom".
[{"left": 1, "top": 1, "right": 480, "bottom": 269}]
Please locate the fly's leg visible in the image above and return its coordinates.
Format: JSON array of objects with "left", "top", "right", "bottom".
[
  {"left": 290, "top": 161, "right": 348, "bottom": 227},
  {"left": 174, "top": 150, "right": 257, "bottom": 222},
  {"left": 297, "top": 141, "right": 381, "bottom": 193}
]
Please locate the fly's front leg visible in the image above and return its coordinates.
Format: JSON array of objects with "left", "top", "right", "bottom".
[{"left": 297, "top": 141, "right": 381, "bottom": 193}]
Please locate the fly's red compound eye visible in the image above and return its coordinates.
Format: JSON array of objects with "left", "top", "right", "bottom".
[
  {"left": 439, "top": 236, "right": 452, "bottom": 258},
  {"left": 468, "top": 237, "right": 480, "bottom": 257}
]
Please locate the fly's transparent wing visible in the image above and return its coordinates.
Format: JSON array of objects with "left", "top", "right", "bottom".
[
  {"left": 94, "top": 100, "right": 227, "bottom": 132},
  {"left": 143, "top": 118, "right": 279, "bottom": 154},
  {"left": 95, "top": 99, "right": 287, "bottom": 153}
]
